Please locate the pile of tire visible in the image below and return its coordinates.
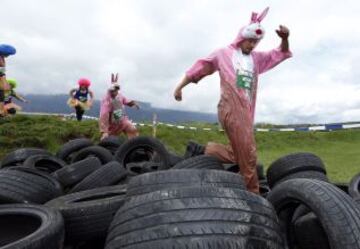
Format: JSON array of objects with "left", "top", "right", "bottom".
[
  {"left": 105, "top": 169, "right": 284, "bottom": 249},
  {"left": 264, "top": 152, "right": 360, "bottom": 249},
  {"left": 0, "top": 136, "right": 359, "bottom": 249},
  {"left": 0, "top": 136, "right": 170, "bottom": 248}
]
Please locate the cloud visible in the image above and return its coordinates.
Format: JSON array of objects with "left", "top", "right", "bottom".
[{"left": 1, "top": 0, "right": 360, "bottom": 124}]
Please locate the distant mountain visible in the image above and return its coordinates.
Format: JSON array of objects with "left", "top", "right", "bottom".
[{"left": 18, "top": 94, "right": 218, "bottom": 124}]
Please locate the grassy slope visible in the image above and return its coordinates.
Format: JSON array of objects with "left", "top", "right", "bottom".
[{"left": 0, "top": 115, "right": 359, "bottom": 183}]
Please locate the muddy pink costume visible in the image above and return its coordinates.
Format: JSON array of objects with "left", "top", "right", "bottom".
[
  {"left": 99, "top": 91, "right": 135, "bottom": 136},
  {"left": 185, "top": 8, "right": 292, "bottom": 193}
]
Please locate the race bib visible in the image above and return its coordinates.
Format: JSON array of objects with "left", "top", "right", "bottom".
[
  {"left": 113, "top": 109, "right": 123, "bottom": 121},
  {"left": 236, "top": 69, "right": 253, "bottom": 90}
]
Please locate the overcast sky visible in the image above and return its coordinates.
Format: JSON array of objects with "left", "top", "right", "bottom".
[{"left": 1, "top": 0, "right": 359, "bottom": 124}]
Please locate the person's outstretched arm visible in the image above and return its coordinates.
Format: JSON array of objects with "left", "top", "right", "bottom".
[
  {"left": 69, "top": 88, "right": 77, "bottom": 98},
  {"left": 174, "top": 75, "right": 192, "bottom": 101},
  {"left": 89, "top": 90, "right": 94, "bottom": 100},
  {"left": 127, "top": 100, "right": 140, "bottom": 110},
  {"left": 13, "top": 92, "right": 28, "bottom": 103},
  {"left": 277, "top": 25, "right": 289, "bottom": 52},
  {"left": 253, "top": 25, "right": 292, "bottom": 75},
  {"left": 123, "top": 96, "right": 140, "bottom": 110},
  {"left": 173, "top": 49, "right": 219, "bottom": 102},
  {"left": 88, "top": 90, "right": 94, "bottom": 106}
]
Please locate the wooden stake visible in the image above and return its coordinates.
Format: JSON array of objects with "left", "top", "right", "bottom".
[{"left": 152, "top": 113, "right": 158, "bottom": 138}]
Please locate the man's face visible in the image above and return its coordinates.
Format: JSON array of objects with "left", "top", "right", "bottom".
[
  {"left": 239, "top": 38, "right": 259, "bottom": 54},
  {"left": 110, "top": 89, "right": 119, "bottom": 98}
]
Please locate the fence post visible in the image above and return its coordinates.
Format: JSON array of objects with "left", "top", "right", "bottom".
[{"left": 152, "top": 113, "right": 157, "bottom": 138}]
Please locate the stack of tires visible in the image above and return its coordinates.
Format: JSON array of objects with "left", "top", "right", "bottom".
[
  {"left": 264, "top": 152, "right": 360, "bottom": 249},
  {"left": 267, "top": 179, "right": 360, "bottom": 249},
  {"left": 0, "top": 136, "right": 359, "bottom": 249},
  {"left": 105, "top": 169, "right": 285, "bottom": 249},
  {"left": 0, "top": 136, "right": 175, "bottom": 248}
]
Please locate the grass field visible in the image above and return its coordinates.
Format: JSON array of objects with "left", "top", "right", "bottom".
[{"left": 0, "top": 115, "right": 359, "bottom": 183}]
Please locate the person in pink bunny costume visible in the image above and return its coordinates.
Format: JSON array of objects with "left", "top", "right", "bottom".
[
  {"left": 174, "top": 7, "right": 292, "bottom": 193},
  {"left": 99, "top": 73, "right": 140, "bottom": 140}
]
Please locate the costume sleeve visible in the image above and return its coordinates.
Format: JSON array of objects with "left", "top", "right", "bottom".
[
  {"left": 185, "top": 49, "right": 220, "bottom": 83},
  {"left": 89, "top": 90, "right": 94, "bottom": 100},
  {"left": 99, "top": 98, "right": 111, "bottom": 133},
  {"left": 69, "top": 88, "right": 77, "bottom": 97},
  {"left": 253, "top": 47, "right": 292, "bottom": 75},
  {"left": 122, "top": 96, "right": 132, "bottom": 106},
  {"left": 12, "top": 90, "right": 20, "bottom": 99}
]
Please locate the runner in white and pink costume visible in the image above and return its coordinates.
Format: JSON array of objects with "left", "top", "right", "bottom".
[
  {"left": 174, "top": 7, "right": 292, "bottom": 193},
  {"left": 99, "top": 73, "right": 140, "bottom": 140}
]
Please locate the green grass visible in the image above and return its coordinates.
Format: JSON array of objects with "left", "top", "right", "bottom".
[{"left": 1, "top": 115, "right": 359, "bottom": 183}]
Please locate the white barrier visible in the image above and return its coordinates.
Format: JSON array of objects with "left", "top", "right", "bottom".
[{"left": 19, "top": 112, "right": 360, "bottom": 132}]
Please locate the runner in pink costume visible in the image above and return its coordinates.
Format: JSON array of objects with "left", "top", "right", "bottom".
[
  {"left": 99, "top": 73, "right": 140, "bottom": 140},
  {"left": 174, "top": 7, "right": 292, "bottom": 193}
]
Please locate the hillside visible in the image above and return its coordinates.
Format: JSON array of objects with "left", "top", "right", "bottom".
[
  {"left": 19, "top": 94, "right": 218, "bottom": 123},
  {"left": 0, "top": 115, "right": 359, "bottom": 183}
]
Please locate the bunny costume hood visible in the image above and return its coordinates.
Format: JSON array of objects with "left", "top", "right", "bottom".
[
  {"left": 185, "top": 7, "right": 292, "bottom": 193},
  {"left": 231, "top": 7, "right": 269, "bottom": 48},
  {"left": 108, "top": 73, "right": 120, "bottom": 91}
]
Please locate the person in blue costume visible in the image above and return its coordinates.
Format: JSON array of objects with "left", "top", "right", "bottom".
[
  {"left": 0, "top": 44, "right": 16, "bottom": 117},
  {"left": 68, "top": 78, "right": 94, "bottom": 121}
]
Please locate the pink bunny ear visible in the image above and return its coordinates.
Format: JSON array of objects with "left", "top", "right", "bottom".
[
  {"left": 114, "top": 73, "right": 119, "bottom": 83},
  {"left": 257, "top": 7, "right": 269, "bottom": 22},
  {"left": 111, "top": 73, "right": 115, "bottom": 83},
  {"left": 250, "top": 12, "right": 258, "bottom": 23}
]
